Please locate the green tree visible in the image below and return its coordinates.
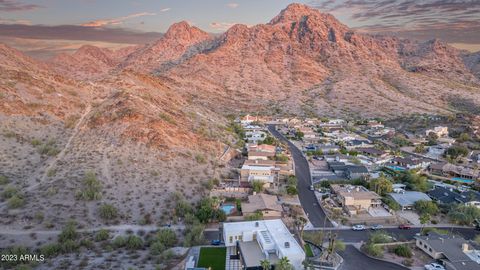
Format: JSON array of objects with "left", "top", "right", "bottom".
[
  {"left": 369, "top": 176, "right": 393, "bottom": 196},
  {"left": 414, "top": 144, "right": 426, "bottom": 153},
  {"left": 445, "top": 145, "right": 469, "bottom": 159},
  {"left": 448, "top": 205, "right": 480, "bottom": 225},
  {"left": 415, "top": 200, "right": 439, "bottom": 216},
  {"left": 276, "top": 256, "right": 293, "bottom": 270},
  {"left": 251, "top": 180, "right": 265, "bottom": 193},
  {"left": 393, "top": 245, "right": 412, "bottom": 258},
  {"left": 419, "top": 213, "right": 431, "bottom": 234},
  {"left": 260, "top": 259, "right": 271, "bottom": 270}
]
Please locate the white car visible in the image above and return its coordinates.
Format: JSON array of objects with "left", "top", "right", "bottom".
[
  {"left": 370, "top": 224, "right": 383, "bottom": 230},
  {"left": 309, "top": 185, "right": 314, "bottom": 191},
  {"left": 424, "top": 263, "right": 445, "bottom": 270},
  {"left": 352, "top": 225, "right": 366, "bottom": 231}
]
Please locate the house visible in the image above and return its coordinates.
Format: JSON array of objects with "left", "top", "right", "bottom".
[
  {"left": 330, "top": 185, "right": 382, "bottom": 215},
  {"left": 345, "top": 165, "right": 369, "bottom": 180},
  {"left": 387, "top": 191, "right": 432, "bottom": 210},
  {"left": 245, "top": 130, "right": 267, "bottom": 144},
  {"left": 391, "top": 157, "right": 431, "bottom": 170},
  {"left": 241, "top": 194, "right": 283, "bottom": 219},
  {"left": 427, "top": 144, "right": 450, "bottom": 159},
  {"left": 426, "top": 126, "right": 449, "bottom": 138},
  {"left": 415, "top": 233, "right": 480, "bottom": 270},
  {"left": 223, "top": 219, "right": 306, "bottom": 270},
  {"left": 429, "top": 163, "right": 480, "bottom": 181},
  {"left": 356, "top": 147, "right": 392, "bottom": 164},
  {"left": 248, "top": 150, "right": 275, "bottom": 160},
  {"left": 248, "top": 144, "right": 276, "bottom": 154},
  {"left": 240, "top": 164, "right": 277, "bottom": 185},
  {"left": 345, "top": 139, "right": 373, "bottom": 150},
  {"left": 428, "top": 186, "right": 480, "bottom": 208},
  {"left": 240, "top": 114, "right": 259, "bottom": 125}
]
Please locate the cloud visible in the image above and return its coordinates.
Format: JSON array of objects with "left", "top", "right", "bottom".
[
  {"left": 0, "top": 17, "right": 31, "bottom": 25},
  {"left": 210, "top": 22, "right": 237, "bottom": 31},
  {"left": 160, "top": 8, "right": 171, "bottom": 12},
  {"left": 0, "top": 0, "right": 42, "bottom": 11},
  {"left": 227, "top": 3, "right": 239, "bottom": 8},
  {"left": 81, "top": 12, "right": 156, "bottom": 27},
  {"left": 0, "top": 24, "right": 163, "bottom": 44},
  {"left": 308, "top": 0, "right": 480, "bottom": 44}
]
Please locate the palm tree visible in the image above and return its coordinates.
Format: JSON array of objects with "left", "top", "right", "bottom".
[
  {"left": 260, "top": 259, "right": 271, "bottom": 270},
  {"left": 276, "top": 256, "right": 293, "bottom": 270}
]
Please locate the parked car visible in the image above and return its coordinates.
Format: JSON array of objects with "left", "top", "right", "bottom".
[
  {"left": 424, "top": 263, "right": 445, "bottom": 270},
  {"left": 310, "top": 185, "right": 315, "bottom": 191},
  {"left": 371, "top": 224, "right": 383, "bottom": 230},
  {"left": 398, "top": 224, "right": 411, "bottom": 230},
  {"left": 211, "top": 240, "right": 222, "bottom": 246},
  {"left": 352, "top": 225, "right": 366, "bottom": 231}
]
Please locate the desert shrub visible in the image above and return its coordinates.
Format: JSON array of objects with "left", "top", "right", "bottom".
[
  {"left": 195, "top": 154, "right": 206, "bottom": 164},
  {"left": 0, "top": 175, "right": 9, "bottom": 185},
  {"left": 393, "top": 245, "right": 412, "bottom": 258},
  {"left": 365, "top": 243, "right": 383, "bottom": 257},
  {"left": 2, "top": 185, "right": 18, "bottom": 199},
  {"left": 98, "top": 203, "right": 118, "bottom": 220},
  {"left": 125, "top": 235, "right": 143, "bottom": 250},
  {"left": 75, "top": 171, "right": 102, "bottom": 201},
  {"left": 95, "top": 229, "right": 110, "bottom": 242},
  {"left": 156, "top": 229, "right": 177, "bottom": 248},
  {"left": 39, "top": 243, "right": 61, "bottom": 257},
  {"left": 7, "top": 195, "right": 25, "bottom": 209},
  {"left": 80, "top": 238, "right": 94, "bottom": 249},
  {"left": 60, "top": 239, "right": 79, "bottom": 253},
  {"left": 37, "top": 142, "right": 60, "bottom": 156},
  {"left": 30, "top": 139, "right": 41, "bottom": 146},
  {"left": 58, "top": 221, "right": 78, "bottom": 243},
  {"left": 112, "top": 236, "right": 126, "bottom": 248},
  {"left": 150, "top": 241, "right": 166, "bottom": 255}
]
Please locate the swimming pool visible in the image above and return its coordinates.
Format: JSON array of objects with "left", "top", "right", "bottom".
[
  {"left": 451, "top": 177, "right": 475, "bottom": 184},
  {"left": 386, "top": 166, "right": 406, "bottom": 171},
  {"left": 220, "top": 205, "right": 235, "bottom": 215}
]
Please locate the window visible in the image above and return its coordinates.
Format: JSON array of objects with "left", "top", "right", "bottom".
[
  {"left": 229, "top": 236, "right": 233, "bottom": 243},
  {"left": 238, "top": 235, "right": 243, "bottom": 241}
]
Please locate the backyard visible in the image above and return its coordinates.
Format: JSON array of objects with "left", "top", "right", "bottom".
[{"left": 197, "top": 247, "right": 227, "bottom": 270}]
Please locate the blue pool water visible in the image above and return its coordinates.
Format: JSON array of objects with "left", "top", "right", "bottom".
[
  {"left": 451, "top": 177, "right": 474, "bottom": 184},
  {"left": 220, "top": 205, "right": 235, "bottom": 215},
  {"left": 386, "top": 166, "right": 406, "bottom": 171}
]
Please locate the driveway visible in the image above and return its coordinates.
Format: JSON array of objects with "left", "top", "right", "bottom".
[
  {"left": 267, "top": 125, "right": 332, "bottom": 228},
  {"left": 339, "top": 245, "right": 408, "bottom": 270}
]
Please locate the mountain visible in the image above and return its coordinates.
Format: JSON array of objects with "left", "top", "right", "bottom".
[
  {"left": 152, "top": 4, "right": 478, "bottom": 117},
  {"left": 121, "top": 21, "right": 213, "bottom": 72}
]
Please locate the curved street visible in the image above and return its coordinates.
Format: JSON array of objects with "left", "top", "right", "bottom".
[{"left": 267, "top": 124, "right": 333, "bottom": 228}]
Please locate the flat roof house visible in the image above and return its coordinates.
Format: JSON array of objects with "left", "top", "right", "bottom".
[
  {"left": 415, "top": 233, "right": 480, "bottom": 270},
  {"left": 223, "top": 219, "right": 305, "bottom": 270},
  {"left": 388, "top": 191, "right": 432, "bottom": 210}
]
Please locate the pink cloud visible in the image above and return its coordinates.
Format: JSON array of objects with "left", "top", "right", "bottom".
[{"left": 81, "top": 12, "right": 156, "bottom": 27}]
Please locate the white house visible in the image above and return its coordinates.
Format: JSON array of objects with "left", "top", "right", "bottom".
[
  {"left": 223, "top": 219, "right": 306, "bottom": 270},
  {"left": 426, "top": 126, "right": 449, "bottom": 138}
]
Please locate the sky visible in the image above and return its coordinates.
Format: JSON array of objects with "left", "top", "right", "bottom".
[{"left": 0, "top": 0, "right": 479, "bottom": 58}]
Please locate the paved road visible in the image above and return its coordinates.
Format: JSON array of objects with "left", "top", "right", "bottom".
[
  {"left": 333, "top": 227, "right": 478, "bottom": 243},
  {"left": 267, "top": 125, "right": 332, "bottom": 228},
  {"left": 339, "top": 245, "right": 408, "bottom": 270}
]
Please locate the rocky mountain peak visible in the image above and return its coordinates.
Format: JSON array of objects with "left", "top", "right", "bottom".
[{"left": 164, "top": 20, "right": 210, "bottom": 43}]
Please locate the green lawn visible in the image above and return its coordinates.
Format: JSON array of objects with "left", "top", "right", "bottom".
[
  {"left": 304, "top": 244, "right": 314, "bottom": 257},
  {"left": 197, "top": 247, "right": 226, "bottom": 270}
]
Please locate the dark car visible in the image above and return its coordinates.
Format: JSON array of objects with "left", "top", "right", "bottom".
[
  {"left": 211, "top": 240, "right": 222, "bottom": 246},
  {"left": 398, "top": 224, "right": 411, "bottom": 230}
]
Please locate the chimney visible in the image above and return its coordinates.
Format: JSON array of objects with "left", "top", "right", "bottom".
[{"left": 462, "top": 243, "right": 469, "bottom": 252}]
